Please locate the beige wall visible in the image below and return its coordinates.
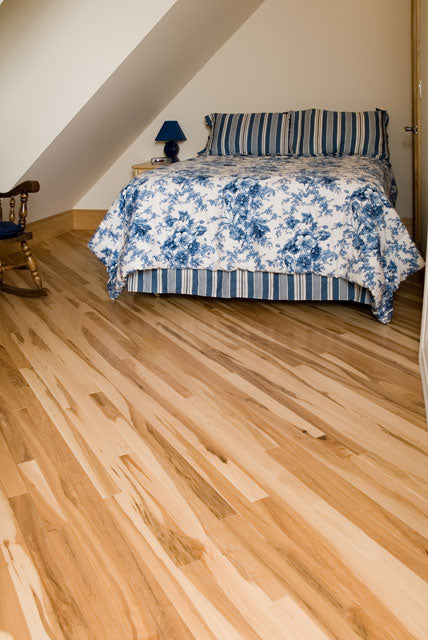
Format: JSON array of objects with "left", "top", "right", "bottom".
[
  {"left": 0, "top": 0, "right": 175, "bottom": 189},
  {"left": 421, "top": 0, "right": 428, "bottom": 255},
  {"left": 80, "top": 0, "right": 413, "bottom": 219},
  {"left": 1, "top": 0, "right": 263, "bottom": 222}
]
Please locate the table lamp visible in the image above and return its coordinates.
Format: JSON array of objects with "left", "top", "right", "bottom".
[{"left": 155, "top": 120, "right": 186, "bottom": 163}]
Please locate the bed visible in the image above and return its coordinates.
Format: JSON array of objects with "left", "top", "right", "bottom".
[{"left": 89, "top": 109, "right": 423, "bottom": 323}]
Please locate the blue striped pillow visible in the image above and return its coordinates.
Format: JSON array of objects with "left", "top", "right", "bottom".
[
  {"left": 289, "top": 109, "right": 389, "bottom": 159},
  {"left": 198, "top": 112, "right": 290, "bottom": 156}
]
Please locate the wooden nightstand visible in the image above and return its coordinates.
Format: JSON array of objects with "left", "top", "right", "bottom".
[{"left": 132, "top": 162, "right": 165, "bottom": 177}]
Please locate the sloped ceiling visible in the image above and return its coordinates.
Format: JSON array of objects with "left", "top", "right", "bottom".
[
  {"left": 18, "top": 0, "right": 264, "bottom": 220},
  {"left": 0, "top": 0, "right": 177, "bottom": 189}
]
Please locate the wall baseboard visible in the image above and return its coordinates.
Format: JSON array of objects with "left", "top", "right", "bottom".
[
  {"left": 72, "top": 209, "right": 107, "bottom": 230},
  {"left": 402, "top": 217, "right": 412, "bottom": 236},
  {"left": 26, "top": 209, "right": 107, "bottom": 239},
  {"left": 0, "top": 209, "right": 107, "bottom": 257},
  {"left": 27, "top": 209, "right": 74, "bottom": 241},
  {"left": 29, "top": 212, "right": 414, "bottom": 236},
  {"left": 1, "top": 211, "right": 415, "bottom": 258},
  {"left": 32, "top": 212, "right": 415, "bottom": 238}
]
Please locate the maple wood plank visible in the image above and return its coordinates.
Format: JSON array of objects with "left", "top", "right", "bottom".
[{"left": 0, "top": 231, "right": 426, "bottom": 640}]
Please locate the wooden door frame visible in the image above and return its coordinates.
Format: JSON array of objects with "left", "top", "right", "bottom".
[
  {"left": 420, "top": 266, "right": 428, "bottom": 428},
  {"left": 411, "top": 0, "right": 422, "bottom": 249},
  {"left": 414, "top": 0, "right": 427, "bottom": 428}
]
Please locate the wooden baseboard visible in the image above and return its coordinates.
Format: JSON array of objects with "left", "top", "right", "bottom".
[
  {"left": 0, "top": 210, "right": 415, "bottom": 258},
  {"left": 26, "top": 208, "right": 107, "bottom": 238},
  {"left": 402, "top": 217, "right": 413, "bottom": 236},
  {"left": 27, "top": 210, "right": 74, "bottom": 241},
  {"left": 39, "top": 212, "right": 416, "bottom": 236},
  {"left": 25, "top": 209, "right": 106, "bottom": 238},
  {"left": 0, "top": 209, "right": 107, "bottom": 257},
  {"left": 72, "top": 209, "right": 107, "bottom": 230}
]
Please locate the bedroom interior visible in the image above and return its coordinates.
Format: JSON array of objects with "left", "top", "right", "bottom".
[{"left": 1, "top": 1, "right": 428, "bottom": 639}]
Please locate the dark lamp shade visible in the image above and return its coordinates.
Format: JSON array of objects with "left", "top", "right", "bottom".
[{"left": 155, "top": 120, "right": 186, "bottom": 142}]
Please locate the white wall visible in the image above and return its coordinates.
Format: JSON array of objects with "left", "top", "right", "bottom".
[
  {"left": 0, "top": 0, "right": 175, "bottom": 189},
  {"left": 80, "top": 0, "right": 412, "bottom": 219}
]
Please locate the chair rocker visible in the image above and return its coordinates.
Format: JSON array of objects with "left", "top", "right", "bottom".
[{"left": 0, "top": 181, "right": 47, "bottom": 297}]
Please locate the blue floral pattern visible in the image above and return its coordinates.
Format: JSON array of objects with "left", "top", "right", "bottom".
[{"left": 89, "top": 155, "right": 423, "bottom": 323}]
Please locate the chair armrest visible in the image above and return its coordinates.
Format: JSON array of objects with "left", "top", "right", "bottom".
[{"left": 0, "top": 181, "right": 40, "bottom": 198}]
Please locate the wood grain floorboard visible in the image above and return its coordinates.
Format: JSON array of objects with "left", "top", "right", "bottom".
[{"left": 0, "top": 231, "right": 427, "bottom": 639}]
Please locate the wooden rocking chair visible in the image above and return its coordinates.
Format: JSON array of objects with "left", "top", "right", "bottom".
[{"left": 0, "top": 181, "right": 47, "bottom": 297}]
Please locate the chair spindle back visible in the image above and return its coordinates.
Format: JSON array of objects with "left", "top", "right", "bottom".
[{"left": 0, "top": 181, "right": 39, "bottom": 230}]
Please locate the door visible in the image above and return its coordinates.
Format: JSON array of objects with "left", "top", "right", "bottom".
[
  {"left": 414, "top": 0, "right": 427, "bottom": 426},
  {"left": 410, "top": 0, "right": 422, "bottom": 248}
]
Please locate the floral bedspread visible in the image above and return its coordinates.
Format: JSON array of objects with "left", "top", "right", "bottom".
[{"left": 89, "top": 155, "right": 423, "bottom": 322}]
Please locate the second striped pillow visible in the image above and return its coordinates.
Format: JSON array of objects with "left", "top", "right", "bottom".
[{"left": 288, "top": 109, "right": 389, "bottom": 159}]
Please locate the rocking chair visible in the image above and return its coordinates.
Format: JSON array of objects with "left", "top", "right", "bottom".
[{"left": 0, "top": 181, "right": 47, "bottom": 297}]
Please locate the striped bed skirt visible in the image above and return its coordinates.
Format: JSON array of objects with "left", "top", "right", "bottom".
[{"left": 127, "top": 269, "right": 373, "bottom": 306}]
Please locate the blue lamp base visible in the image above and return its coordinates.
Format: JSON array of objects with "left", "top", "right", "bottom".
[{"left": 164, "top": 140, "right": 180, "bottom": 162}]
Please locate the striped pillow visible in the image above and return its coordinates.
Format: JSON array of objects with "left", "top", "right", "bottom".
[
  {"left": 289, "top": 109, "right": 389, "bottom": 159},
  {"left": 199, "top": 112, "right": 290, "bottom": 156}
]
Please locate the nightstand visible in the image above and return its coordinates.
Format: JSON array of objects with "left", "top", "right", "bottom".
[{"left": 132, "top": 162, "right": 164, "bottom": 177}]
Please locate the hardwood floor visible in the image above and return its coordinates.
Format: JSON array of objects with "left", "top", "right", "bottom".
[{"left": 0, "top": 230, "right": 427, "bottom": 640}]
